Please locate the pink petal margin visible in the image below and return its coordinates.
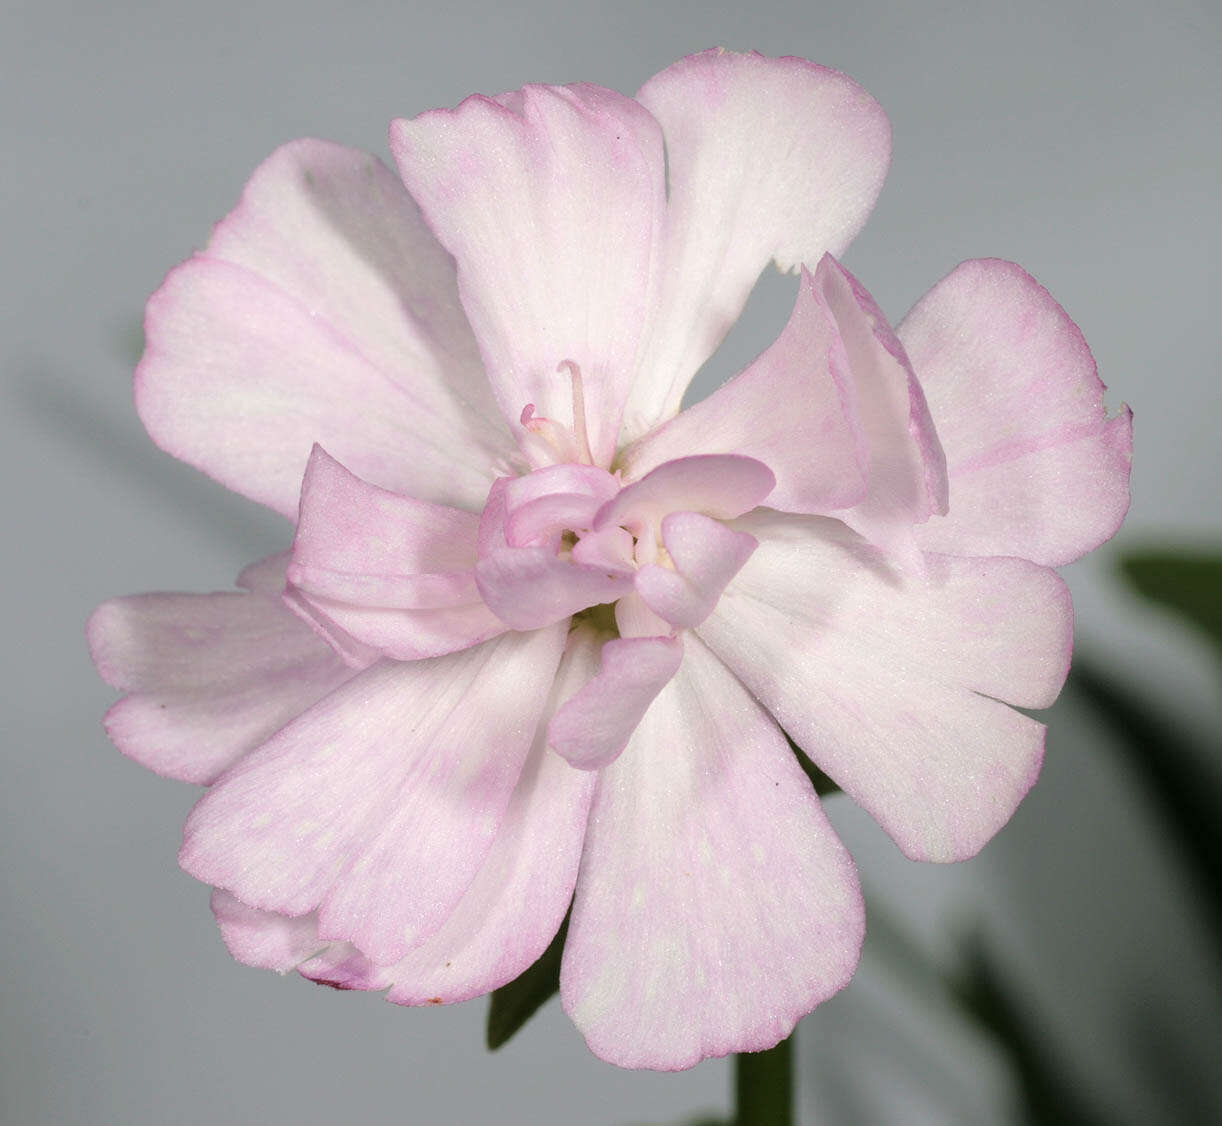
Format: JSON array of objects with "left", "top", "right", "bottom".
[{"left": 901, "top": 259, "right": 1132, "bottom": 566}]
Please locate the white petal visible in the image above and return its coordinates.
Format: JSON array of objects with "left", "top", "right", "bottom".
[
  {"left": 699, "top": 511, "right": 1072, "bottom": 862},
  {"left": 561, "top": 636, "right": 863, "bottom": 1070}
]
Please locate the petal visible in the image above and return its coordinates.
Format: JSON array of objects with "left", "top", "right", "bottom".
[
  {"left": 503, "top": 464, "right": 621, "bottom": 546},
  {"left": 391, "top": 84, "right": 666, "bottom": 467},
  {"left": 619, "top": 267, "right": 867, "bottom": 514},
  {"left": 561, "top": 636, "right": 864, "bottom": 1070},
  {"left": 900, "top": 259, "right": 1133, "bottom": 566},
  {"left": 622, "top": 50, "right": 891, "bottom": 435},
  {"left": 373, "top": 627, "right": 600, "bottom": 1004},
  {"left": 475, "top": 547, "right": 634, "bottom": 631},
  {"left": 811, "top": 255, "right": 948, "bottom": 557},
  {"left": 595, "top": 454, "right": 775, "bottom": 535},
  {"left": 284, "top": 590, "right": 506, "bottom": 663},
  {"left": 698, "top": 511, "right": 1072, "bottom": 862},
  {"left": 137, "top": 257, "right": 503, "bottom": 518},
  {"left": 180, "top": 624, "right": 567, "bottom": 965},
  {"left": 286, "top": 448, "right": 505, "bottom": 659},
  {"left": 635, "top": 512, "right": 758, "bottom": 629},
  {"left": 548, "top": 635, "right": 684, "bottom": 770},
  {"left": 210, "top": 890, "right": 327, "bottom": 973},
  {"left": 87, "top": 564, "right": 355, "bottom": 786},
  {"left": 138, "top": 140, "right": 517, "bottom": 517},
  {"left": 289, "top": 446, "right": 481, "bottom": 608}
]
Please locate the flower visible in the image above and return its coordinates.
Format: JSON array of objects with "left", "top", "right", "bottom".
[{"left": 87, "top": 49, "right": 1132, "bottom": 1071}]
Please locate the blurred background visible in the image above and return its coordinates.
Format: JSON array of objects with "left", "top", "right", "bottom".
[{"left": 3, "top": 1, "right": 1219, "bottom": 1122}]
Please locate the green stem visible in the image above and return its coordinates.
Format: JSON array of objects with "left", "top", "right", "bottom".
[{"left": 734, "top": 1033, "right": 794, "bottom": 1125}]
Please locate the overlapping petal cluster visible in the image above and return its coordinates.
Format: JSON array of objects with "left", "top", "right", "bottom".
[{"left": 88, "top": 50, "right": 1132, "bottom": 1070}]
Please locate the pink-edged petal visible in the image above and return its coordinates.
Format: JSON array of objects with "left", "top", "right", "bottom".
[
  {"left": 548, "top": 635, "right": 683, "bottom": 770},
  {"left": 477, "top": 477, "right": 512, "bottom": 557},
  {"left": 635, "top": 512, "right": 758, "bottom": 629},
  {"left": 614, "top": 591, "right": 674, "bottom": 640},
  {"left": 391, "top": 84, "right": 666, "bottom": 467},
  {"left": 87, "top": 564, "right": 355, "bottom": 786},
  {"left": 619, "top": 267, "right": 867, "bottom": 513},
  {"left": 504, "top": 464, "right": 621, "bottom": 546},
  {"left": 699, "top": 511, "right": 1072, "bottom": 862},
  {"left": 570, "top": 525, "right": 636, "bottom": 572},
  {"left": 284, "top": 588, "right": 506, "bottom": 663},
  {"left": 475, "top": 547, "right": 634, "bottom": 631},
  {"left": 211, "top": 890, "right": 328, "bottom": 973},
  {"left": 622, "top": 50, "right": 891, "bottom": 436},
  {"left": 595, "top": 455, "right": 775, "bottom": 536},
  {"left": 375, "top": 627, "right": 600, "bottom": 1004},
  {"left": 137, "top": 257, "right": 503, "bottom": 519},
  {"left": 812, "top": 255, "right": 948, "bottom": 557},
  {"left": 561, "top": 636, "right": 863, "bottom": 1070},
  {"left": 900, "top": 259, "right": 1133, "bottom": 566},
  {"left": 290, "top": 446, "right": 481, "bottom": 608},
  {"left": 180, "top": 624, "right": 567, "bottom": 965}
]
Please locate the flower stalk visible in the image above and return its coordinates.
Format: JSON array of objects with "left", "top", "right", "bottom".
[{"left": 735, "top": 1035, "right": 793, "bottom": 1126}]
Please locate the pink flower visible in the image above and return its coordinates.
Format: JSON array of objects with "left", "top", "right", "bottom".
[{"left": 87, "top": 50, "right": 1132, "bottom": 1071}]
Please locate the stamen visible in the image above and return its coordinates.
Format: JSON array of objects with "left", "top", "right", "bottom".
[
  {"left": 557, "top": 360, "right": 595, "bottom": 465},
  {"left": 520, "top": 402, "right": 581, "bottom": 464}
]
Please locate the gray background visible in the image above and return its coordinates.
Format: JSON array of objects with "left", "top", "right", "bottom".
[{"left": 4, "top": 1, "right": 1220, "bottom": 1122}]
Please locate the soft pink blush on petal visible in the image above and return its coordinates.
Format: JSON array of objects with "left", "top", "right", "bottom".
[
  {"left": 622, "top": 49, "right": 891, "bottom": 437},
  {"left": 548, "top": 635, "right": 684, "bottom": 770},
  {"left": 87, "top": 560, "right": 355, "bottom": 786},
  {"left": 291, "top": 447, "right": 482, "bottom": 606},
  {"left": 180, "top": 625, "right": 567, "bottom": 965},
  {"left": 211, "top": 630, "right": 601, "bottom": 1001},
  {"left": 700, "top": 511, "right": 1072, "bottom": 862},
  {"left": 635, "top": 512, "right": 758, "bottom": 629},
  {"left": 374, "top": 626, "right": 599, "bottom": 1004},
  {"left": 900, "top": 258, "right": 1133, "bottom": 566},
  {"left": 391, "top": 84, "right": 666, "bottom": 466},
  {"left": 203, "top": 140, "right": 508, "bottom": 448},
  {"left": 561, "top": 636, "right": 863, "bottom": 1071},
  {"left": 138, "top": 140, "right": 517, "bottom": 517},
  {"left": 619, "top": 266, "right": 867, "bottom": 514},
  {"left": 811, "top": 255, "right": 947, "bottom": 561},
  {"left": 137, "top": 258, "right": 502, "bottom": 519}
]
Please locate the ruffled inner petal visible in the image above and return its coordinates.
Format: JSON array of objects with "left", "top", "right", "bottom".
[
  {"left": 634, "top": 511, "right": 758, "bottom": 629},
  {"left": 595, "top": 454, "right": 775, "bottom": 536},
  {"left": 548, "top": 635, "right": 684, "bottom": 770},
  {"left": 475, "top": 547, "right": 634, "bottom": 631},
  {"left": 811, "top": 255, "right": 947, "bottom": 560}
]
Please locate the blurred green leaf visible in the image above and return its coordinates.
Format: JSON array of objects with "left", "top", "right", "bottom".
[
  {"left": 486, "top": 913, "right": 567, "bottom": 1050},
  {"left": 1120, "top": 549, "right": 1222, "bottom": 656},
  {"left": 953, "top": 930, "right": 1108, "bottom": 1126},
  {"left": 1069, "top": 659, "right": 1222, "bottom": 938}
]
